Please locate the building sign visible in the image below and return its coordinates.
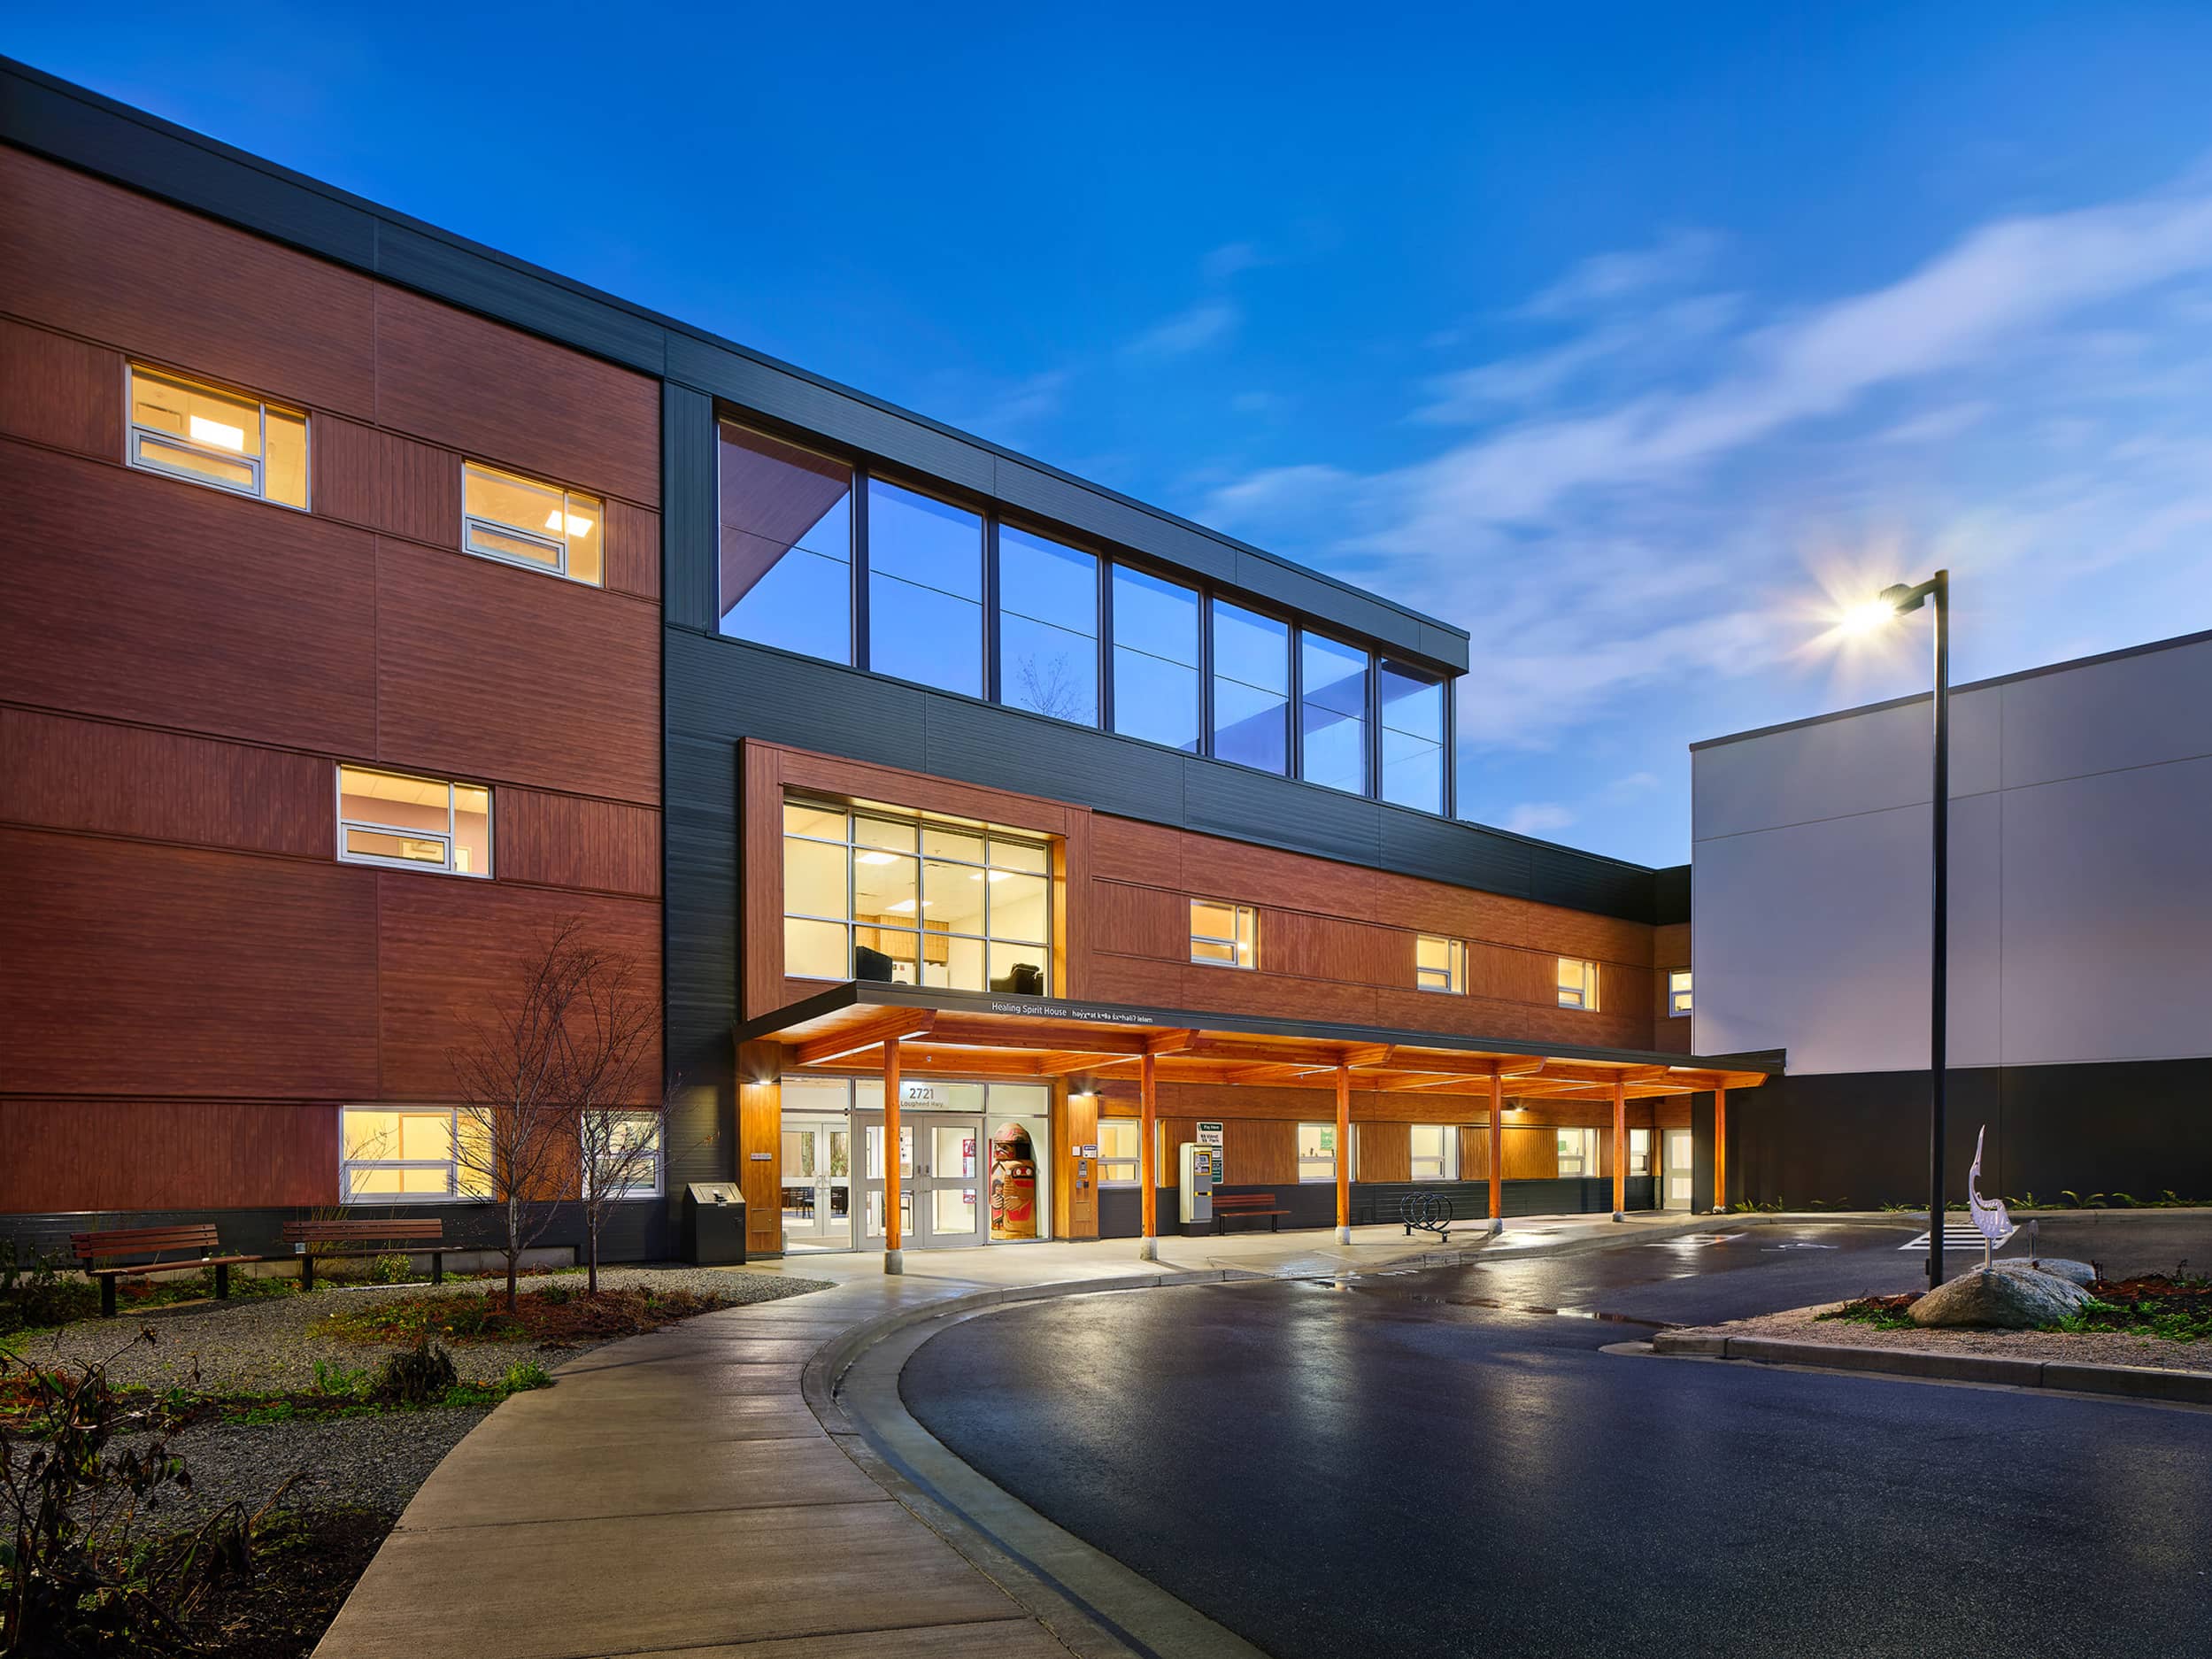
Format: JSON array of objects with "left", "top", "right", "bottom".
[
  {"left": 985, "top": 1000, "right": 1156, "bottom": 1025},
  {"left": 900, "top": 1080, "right": 949, "bottom": 1106},
  {"left": 1197, "top": 1122, "right": 1224, "bottom": 1146}
]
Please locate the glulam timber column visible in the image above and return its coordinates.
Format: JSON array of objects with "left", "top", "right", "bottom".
[
  {"left": 1138, "top": 1049, "right": 1159, "bottom": 1261},
  {"left": 883, "top": 1036, "right": 904, "bottom": 1275},
  {"left": 1611, "top": 1077, "right": 1628, "bottom": 1222},
  {"left": 1713, "top": 1084, "right": 1729, "bottom": 1215},
  {"left": 1335, "top": 1062, "right": 1352, "bottom": 1245},
  {"left": 1487, "top": 1069, "right": 1505, "bottom": 1234}
]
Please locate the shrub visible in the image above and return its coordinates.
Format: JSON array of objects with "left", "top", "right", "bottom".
[
  {"left": 0, "top": 1240, "right": 101, "bottom": 1335},
  {"left": 372, "top": 1339, "right": 458, "bottom": 1405},
  {"left": 311, "top": 1360, "right": 372, "bottom": 1401}
]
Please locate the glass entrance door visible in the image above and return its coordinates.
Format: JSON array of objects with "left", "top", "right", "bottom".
[
  {"left": 780, "top": 1115, "right": 853, "bottom": 1248},
  {"left": 1662, "top": 1128, "right": 1693, "bottom": 1211},
  {"left": 857, "top": 1113, "right": 984, "bottom": 1247}
]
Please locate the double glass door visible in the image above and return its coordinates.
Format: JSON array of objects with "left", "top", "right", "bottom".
[
  {"left": 857, "top": 1112, "right": 984, "bottom": 1248},
  {"left": 780, "top": 1115, "right": 852, "bottom": 1248}
]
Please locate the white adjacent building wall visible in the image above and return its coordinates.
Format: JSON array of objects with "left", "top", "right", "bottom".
[{"left": 1692, "top": 630, "right": 2212, "bottom": 1077}]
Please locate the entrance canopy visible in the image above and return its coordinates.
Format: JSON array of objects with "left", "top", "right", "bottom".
[{"left": 735, "top": 981, "right": 1781, "bottom": 1099}]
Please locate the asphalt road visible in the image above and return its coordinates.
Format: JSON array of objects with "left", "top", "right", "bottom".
[{"left": 903, "top": 1221, "right": 2212, "bottom": 1659}]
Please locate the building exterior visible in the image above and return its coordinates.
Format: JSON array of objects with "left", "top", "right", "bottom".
[
  {"left": 1692, "top": 628, "right": 2212, "bottom": 1208},
  {"left": 0, "top": 59, "right": 1766, "bottom": 1267}
]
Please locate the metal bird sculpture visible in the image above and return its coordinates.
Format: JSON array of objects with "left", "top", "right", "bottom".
[{"left": 1967, "top": 1125, "right": 2014, "bottom": 1269}]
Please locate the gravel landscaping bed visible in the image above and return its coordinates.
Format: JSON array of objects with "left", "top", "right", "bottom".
[
  {"left": 1673, "top": 1301, "right": 2212, "bottom": 1373},
  {"left": 4, "top": 1264, "right": 831, "bottom": 1392}
]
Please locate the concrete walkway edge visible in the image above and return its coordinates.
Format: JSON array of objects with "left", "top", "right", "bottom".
[{"left": 1650, "top": 1328, "right": 2212, "bottom": 1405}]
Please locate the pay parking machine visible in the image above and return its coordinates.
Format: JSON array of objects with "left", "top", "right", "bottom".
[{"left": 1178, "top": 1141, "right": 1216, "bottom": 1228}]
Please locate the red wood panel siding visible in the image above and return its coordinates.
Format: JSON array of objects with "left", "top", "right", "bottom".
[
  {"left": 0, "top": 1099, "right": 337, "bottom": 1212},
  {"left": 374, "top": 874, "right": 661, "bottom": 1101},
  {"left": 0, "top": 317, "right": 122, "bottom": 458},
  {"left": 1653, "top": 922, "right": 1692, "bottom": 1054},
  {"left": 1087, "top": 881, "right": 1186, "bottom": 960},
  {"left": 775, "top": 746, "right": 1074, "bottom": 837},
  {"left": 378, "top": 431, "right": 462, "bottom": 547},
  {"left": 0, "top": 149, "right": 376, "bottom": 418},
  {"left": 374, "top": 536, "right": 658, "bottom": 805},
  {"left": 742, "top": 745, "right": 786, "bottom": 1022},
  {"left": 0, "top": 708, "right": 331, "bottom": 859},
  {"left": 605, "top": 499, "right": 660, "bottom": 601},
  {"left": 373, "top": 287, "right": 659, "bottom": 509},
  {"left": 496, "top": 789, "right": 660, "bottom": 898},
  {"left": 312, "top": 415, "right": 380, "bottom": 527},
  {"left": 0, "top": 444, "right": 378, "bottom": 758},
  {"left": 0, "top": 830, "right": 379, "bottom": 1098}
]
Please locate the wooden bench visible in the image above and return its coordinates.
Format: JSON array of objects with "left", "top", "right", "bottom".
[
  {"left": 71, "top": 1224, "right": 258, "bottom": 1318},
  {"left": 281, "top": 1218, "right": 447, "bottom": 1290},
  {"left": 1213, "top": 1192, "right": 1290, "bottom": 1234}
]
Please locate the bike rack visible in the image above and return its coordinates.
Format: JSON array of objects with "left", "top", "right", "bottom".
[{"left": 1400, "top": 1192, "right": 1454, "bottom": 1241}]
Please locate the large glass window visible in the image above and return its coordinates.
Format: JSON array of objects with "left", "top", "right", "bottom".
[
  {"left": 1378, "top": 662, "right": 1445, "bottom": 812},
  {"left": 1190, "top": 899, "right": 1259, "bottom": 969},
  {"left": 1111, "top": 566, "right": 1200, "bottom": 752},
  {"left": 461, "top": 461, "right": 604, "bottom": 586},
  {"left": 1210, "top": 600, "right": 1290, "bottom": 773},
  {"left": 1300, "top": 633, "right": 1369, "bottom": 793},
  {"left": 127, "top": 363, "right": 307, "bottom": 509},
  {"left": 998, "top": 525, "right": 1098, "bottom": 724},
  {"left": 868, "top": 481, "right": 983, "bottom": 696},
  {"left": 1410, "top": 1123, "right": 1459, "bottom": 1180},
  {"left": 718, "top": 423, "right": 853, "bottom": 662},
  {"left": 783, "top": 799, "right": 1051, "bottom": 993},
  {"left": 336, "top": 767, "right": 490, "bottom": 877},
  {"left": 1296, "top": 1122, "right": 1337, "bottom": 1183},
  {"left": 340, "top": 1107, "right": 488, "bottom": 1201}
]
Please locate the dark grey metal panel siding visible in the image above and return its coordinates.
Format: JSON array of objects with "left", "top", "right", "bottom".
[
  {"left": 375, "top": 222, "right": 664, "bottom": 374},
  {"left": 663, "top": 732, "right": 737, "bottom": 1077},
  {"left": 921, "top": 696, "right": 1183, "bottom": 822},
  {"left": 662, "top": 382, "right": 717, "bottom": 631},
  {"left": 1237, "top": 553, "right": 1427, "bottom": 661},
  {"left": 1530, "top": 845, "right": 1659, "bottom": 923},
  {"left": 0, "top": 1201, "right": 675, "bottom": 1268},
  {"left": 1183, "top": 762, "right": 1383, "bottom": 867},
  {"left": 1378, "top": 804, "right": 1535, "bottom": 899},
  {"left": 995, "top": 460, "right": 1236, "bottom": 586},
  {"left": 669, "top": 631, "right": 927, "bottom": 766},
  {"left": 1653, "top": 863, "right": 1692, "bottom": 926}
]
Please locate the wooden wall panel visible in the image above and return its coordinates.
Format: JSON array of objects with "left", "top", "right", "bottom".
[
  {"left": 1357, "top": 1121, "right": 1411, "bottom": 1182},
  {"left": 1173, "top": 964, "right": 1381, "bottom": 1025},
  {"left": 374, "top": 536, "right": 658, "bottom": 805},
  {"left": 0, "top": 708, "right": 331, "bottom": 859},
  {"left": 0, "top": 830, "right": 379, "bottom": 1098},
  {"left": 742, "top": 744, "right": 786, "bottom": 1021},
  {"left": 1056, "top": 1084, "right": 1098, "bottom": 1238},
  {"left": 1262, "top": 909, "right": 1402, "bottom": 987},
  {"left": 0, "top": 317, "right": 122, "bottom": 458},
  {"left": 0, "top": 150, "right": 376, "bottom": 418},
  {"left": 1088, "top": 881, "right": 1185, "bottom": 961},
  {"left": 775, "top": 746, "right": 1072, "bottom": 837},
  {"left": 312, "top": 415, "right": 381, "bottom": 527},
  {"left": 1090, "top": 816, "right": 1186, "bottom": 886},
  {"left": 2, "top": 444, "right": 378, "bottom": 758},
  {"left": 1223, "top": 1117, "right": 1296, "bottom": 1184},
  {"left": 1501, "top": 1125, "right": 1559, "bottom": 1179},
  {"left": 496, "top": 789, "right": 660, "bottom": 898},
  {"left": 605, "top": 499, "right": 661, "bottom": 601},
  {"left": 374, "top": 874, "right": 661, "bottom": 1100},
  {"left": 374, "top": 287, "right": 659, "bottom": 509},
  {"left": 1370, "top": 986, "right": 1651, "bottom": 1052},
  {"left": 737, "top": 1042, "right": 783, "bottom": 1255},
  {"left": 0, "top": 1099, "right": 339, "bottom": 1212},
  {"left": 378, "top": 432, "right": 462, "bottom": 548},
  {"left": 1653, "top": 922, "right": 1692, "bottom": 1054},
  {"left": 1082, "top": 951, "right": 1167, "bottom": 1007},
  {"left": 1459, "top": 1125, "right": 1490, "bottom": 1182}
]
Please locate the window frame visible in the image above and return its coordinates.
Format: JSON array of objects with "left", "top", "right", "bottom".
[
  {"left": 583, "top": 1109, "right": 664, "bottom": 1201},
  {"left": 461, "top": 459, "right": 605, "bottom": 585},
  {"left": 865, "top": 475, "right": 987, "bottom": 697},
  {"left": 1189, "top": 899, "right": 1260, "bottom": 970},
  {"left": 1555, "top": 1126, "right": 1599, "bottom": 1177},
  {"left": 1207, "top": 595, "right": 1294, "bottom": 776},
  {"left": 1409, "top": 1123, "right": 1459, "bottom": 1182},
  {"left": 125, "top": 360, "right": 310, "bottom": 512},
  {"left": 339, "top": 1105, "right": 481, "bottom": 1204},
  {"left": 781, "top": 796, "right": 1054, "bottom": 992},
  {"left": 993, "top": 518, "right": 1102, "bottom": 728},
  {"left": 335, "top": 766, "right": 492, "bottom": 879},
  {"left": 1415, "top": 934, "right": 1466, "bottom": 995},
  {"left": 1628, "top": 1126, "right": 1652, "bottom": 1177},
  {"left": 1297, "top": 629, "right": 1373, "bottom": 795},
  {"left": 1096, "top": 1118, "right": 1142, "bottom": 1187},
  {"left": 1295, "top": 1122, "right": 1337, "bottom": 1184},
  {"left": 1667, "top": 968, "right": 1693, "bottom": 1018},
  {"left": 1556, "top": 957, "right": 1602, "bottom": 1011}
]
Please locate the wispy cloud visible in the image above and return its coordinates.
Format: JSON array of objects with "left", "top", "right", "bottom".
[
  {"left": 1518, "top": 228, "right": 1721, "bottom": 318},
  {"left": 1203, "top": 241, "right": 1266, "bottom": 282},
  {"left": 1502, "top": 802, "right": 1576, "bottom": 836},
  {"left": 1125, "top": 300, "right": 1240, "bottom": 358}
]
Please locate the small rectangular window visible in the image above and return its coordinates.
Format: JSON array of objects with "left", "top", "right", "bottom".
[
  {"left": 1416, "top": 935, "right": 1465, "bottom": 994},
  {"left": 1557, "top": 957, "right": 1600, "bottom": 1011},
  {"left": 1191, "top": 899, "right": 1259, "bottom": 969},
  {"left": 127, "top": 363, "right": 308, "bottom": 509},
  {"left": 1555, "top": 1127, "right": 1598, "bottom": 1177},
  {"left": 1668, "top": 968, "right": 1692, "bottom": 1017},
  {"left": 462, "top": 460, "right": 604, "bottom": 585},
  {"left": 585, "top": 1111, "right": 663, "bottom": 1200},
  {"left": 338, "top": 767, "right": 491, "bottom": 877},
  {"left": 1410, "top": 1123, "right": 1458, "bottom": 1181},
  {"left": 1628, "top": 1127, "right": 1652, "bottom": 1177},
  {"left": 1296, "top": 1122, "right": 1337, "bottom": 1183},
  {"left": 1097, "top": 1119, "right": 1141, "bottom": 1186},
  {"left": 342, "top": 1106, "right": 483, "bottom": 1201}
]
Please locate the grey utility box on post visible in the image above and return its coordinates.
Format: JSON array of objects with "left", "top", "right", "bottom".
[{"left": 682, "top": 1182, "right": 748, "bottom": 1265}]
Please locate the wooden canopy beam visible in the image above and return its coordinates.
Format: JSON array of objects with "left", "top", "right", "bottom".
[{"left": 792, "top": 1010, "right": 936, "bottom": 1069}]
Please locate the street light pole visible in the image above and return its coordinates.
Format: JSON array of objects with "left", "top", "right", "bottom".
[{"left": 1877, "top": 569, "right": 1950, "bottom": 1286}]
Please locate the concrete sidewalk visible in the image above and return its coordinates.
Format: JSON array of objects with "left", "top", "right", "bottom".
[{"left": 312, "top": 1212, "right": 1723, "bottom": 1659}]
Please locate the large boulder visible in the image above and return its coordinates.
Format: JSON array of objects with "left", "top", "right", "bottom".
[
  {"left": 1993, "top": 1256, "right": 2096, "bottom": 1287},
  {"left": 1909, "top": 1265, "right": 2091, "bottom": 1330}
]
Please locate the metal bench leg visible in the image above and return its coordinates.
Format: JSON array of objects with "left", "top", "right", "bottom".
[
  {"left": 431, "top": 1252, "right": 443, "bottom": 1286},
  {"left": 101, "top": 1275, "right": 116, "bottom": 1318},
  {"left": 215, "top": 1262, "right": 231, "bottom": 1300},
  {"left": 302, "top": 1254, "right": 315, "bottom": 1292}
]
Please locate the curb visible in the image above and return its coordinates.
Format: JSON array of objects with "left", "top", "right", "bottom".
[{"left": 1650, "top": 1329, "right": 2212, "bottom": 1405}]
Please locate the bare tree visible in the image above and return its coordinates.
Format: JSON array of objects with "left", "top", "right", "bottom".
[
  {"left": 451, "top": 918, "right": 602, "bottom": 1311},
  {"left": 1012, "top": 652, "right": 1091, "bottom": 723},
  {"left": 561, "top": 940, "right": 667, "bottom": 1294}
]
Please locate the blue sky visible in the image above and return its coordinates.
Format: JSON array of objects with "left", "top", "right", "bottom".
[{"left": 17, "top": 4, "right": 2212, "bottom": 864}]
